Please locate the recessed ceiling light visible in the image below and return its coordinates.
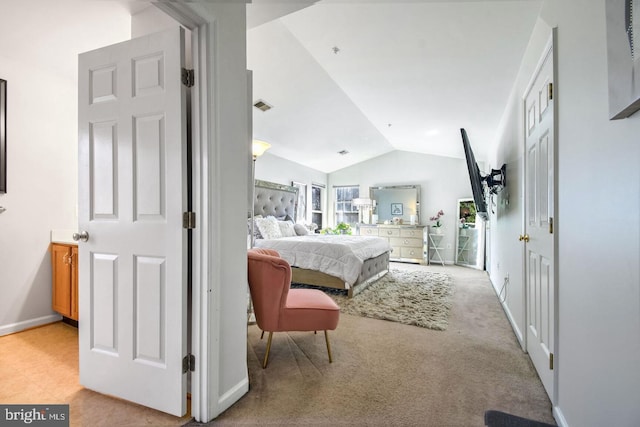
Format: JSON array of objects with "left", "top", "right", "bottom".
[
  {"left": 253, "top": 99, "right": 273, "bottom": 112},
  {"left": 338, "top": 150, "right": 349, "bottom": 155}
]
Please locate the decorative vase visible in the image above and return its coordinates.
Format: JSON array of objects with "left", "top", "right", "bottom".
[{"left": 433, "top": 226, "right": 443, "bottom": 235}]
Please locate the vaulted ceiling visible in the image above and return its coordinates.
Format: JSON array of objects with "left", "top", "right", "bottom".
[
  {"left": 3, "top": 0, "right": 542, "bottom": 175},
  {"left": 248, "top": 0, "right": 542, "bottom": 173}
]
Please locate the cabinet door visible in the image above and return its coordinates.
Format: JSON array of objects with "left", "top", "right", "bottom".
[
  {"left": 51, "top": 244, "right": 72, "bottom": 317},
  {"left": 70, "top": 246, "right": 79, "bottom": 320}
]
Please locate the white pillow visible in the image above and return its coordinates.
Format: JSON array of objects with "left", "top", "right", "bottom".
[
  {"left": 294, "top": 223, "right": 309, "bottom": 236},
  {"left": 278, "top": 221, "right": 296, "bottom": 237},
  {"left": 255, "top": 216, "right": 282, "bottom": 240}
]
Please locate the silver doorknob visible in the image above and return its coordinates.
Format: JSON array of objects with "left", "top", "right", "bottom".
[{"left": 73, "top": 231, "right": 89, "bottom": 242}]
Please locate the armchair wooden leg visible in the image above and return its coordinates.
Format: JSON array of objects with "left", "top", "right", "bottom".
[
  {"left": 260, "top": 330, "right": 264, "bottom": 339},
  {"left": 324, "top": 330, "right": 333, "bottom": 363},
  {"left": 263, "top": 332, "right": 273, "bottom": 369}
]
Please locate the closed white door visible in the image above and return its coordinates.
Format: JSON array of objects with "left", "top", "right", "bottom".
[
  {"left": 523, "top": 41, "right": 555, "bottom": 401},
  {"left": 77, "top": 27, "right": 188, "bottom": 416}
]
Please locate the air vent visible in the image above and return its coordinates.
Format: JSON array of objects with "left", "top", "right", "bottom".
[
  {"left": 253, "top": 100, "right": 273, "bottom": 112},
  {"left": 338, "top": 150, "right": 349, "bottom": 155}
]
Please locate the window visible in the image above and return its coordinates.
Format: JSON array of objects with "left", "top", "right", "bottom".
[
  {"left": 292, "top": 181, "right": 307, "bottom": 223},
  {"left": 334, "top": 185, "right": 359, "bottom": 226},
  {"left": 311, "top": 184, "right": 324, "bottom": 231}
]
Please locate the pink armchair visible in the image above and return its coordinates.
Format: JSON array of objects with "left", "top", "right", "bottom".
[{"left": 247, "top": 248, "right": 340, "bottom": 368}]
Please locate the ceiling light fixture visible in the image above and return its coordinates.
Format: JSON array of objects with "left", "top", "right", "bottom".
[
  {"left": 332, "top": 46, "right": 340, "bottom": 54},
  {"left": 252, "top": 139, "right": 271, "bottom": 160},
  {"left": 338, "top": 149, "right": 349, "bottom": 155}
]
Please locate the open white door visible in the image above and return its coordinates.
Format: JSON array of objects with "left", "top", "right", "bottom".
[
  {"left": 523, "top": 38, "right": 555, "bottom": 401},
  {"left": 77, "top": 26, "right": 188, "bottom": 416}
]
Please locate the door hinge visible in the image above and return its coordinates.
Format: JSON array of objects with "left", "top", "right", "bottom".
[
  {"left": 183, "top": 211, "right": 196, "bottom": 229},
  {"left": 181, "top": 68, "right": 194, "bottom": 88},
  {"left": 182, "top": 354, "right": 195, "bottom": 373},
  {"left": 549, "top": 217, "right": 554, "bottom": 234},
  {"left": 548, "top": 82, "right": 553, "bottom": 101},
  {"left": 549, "top": 352, "right": 554, "bottom": 370}
]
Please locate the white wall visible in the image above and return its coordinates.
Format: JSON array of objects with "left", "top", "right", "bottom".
[
  {"left": 488, "top": 18, "right": 553, "bottom": 345},
  {"left": 255, "top": 152, "right": 328, "bottom": 225},
  {"left": 490, "top": 1, "right": 640, "bottom": 425},
  {"left": 329, "top": 150, "right": 474, "bottom": 263},
  {"left": 0, "top": 3, "right": 131, "bottom": 335},
  {"left": 192, "top": 2, "right": 253, "bottom": 418}
]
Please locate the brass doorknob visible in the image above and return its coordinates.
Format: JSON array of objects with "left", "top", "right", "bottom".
[{"left": 518, "top": 234, "right": 530, "bottom": 242}]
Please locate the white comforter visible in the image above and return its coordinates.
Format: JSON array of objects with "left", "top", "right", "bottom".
[{"left": 254, "top": 235, "right": 391, "bottom": 286}]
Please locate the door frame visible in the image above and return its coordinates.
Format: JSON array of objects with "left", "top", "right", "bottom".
[
  {"left": 153, "top": 3, "right": 211, "bottom": 421},
  {"left": 156, "top": 2, "right": 253, "bottom": 422},
  {"left": 521, "top": 28, "right": 559, "bottom": 405}
]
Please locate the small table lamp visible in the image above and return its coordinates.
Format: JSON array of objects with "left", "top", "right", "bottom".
[
  {"left": 251, "top": 139, "right": 271, "bottom": 247},
  {"left": 352, "top": 198, "right": 372, "bottom": 224}
]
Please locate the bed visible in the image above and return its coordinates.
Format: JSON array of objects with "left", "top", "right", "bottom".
[{"left": 251, "top": 180, "right": 390, "bottom": 297}]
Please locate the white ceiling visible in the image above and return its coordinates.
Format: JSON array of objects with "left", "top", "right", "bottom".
[
  {"left": 2, "top": 0, "right": 542, "bottom": 175},
  {"left": 248, "top": 0, "right": 542, "bottom": 173}
]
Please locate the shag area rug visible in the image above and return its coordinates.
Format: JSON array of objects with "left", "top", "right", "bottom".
[{"left": 297, "top": 268, "right": 454, "bottom": 331}]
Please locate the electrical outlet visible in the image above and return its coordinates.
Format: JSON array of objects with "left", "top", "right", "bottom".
[{"left": 505, "top": 273, "right": 509, "bottom": 282}]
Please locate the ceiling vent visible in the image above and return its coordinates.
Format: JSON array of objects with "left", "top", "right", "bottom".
[
  {"left": 338, "top": 150, "right": 349, "bottom": 155},
  {"left": 253, "top": 99, "right": 273, "bottom": 112}
]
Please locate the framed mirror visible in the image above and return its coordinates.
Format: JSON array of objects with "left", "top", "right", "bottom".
[
  {"left": 0, "top": 79, "right": 6, "bottom": 194},
  {"left": 455, "top": 198, "right": 485, "bottom": 269},
  {"left": 369, "top": 185, "right": 420, "bottom": 224}
]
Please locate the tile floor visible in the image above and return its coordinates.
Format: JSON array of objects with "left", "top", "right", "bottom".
[{"left": 0, "top": 322, "right": 191, "bottom": 426}]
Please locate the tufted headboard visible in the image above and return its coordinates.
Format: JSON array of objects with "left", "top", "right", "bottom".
[{"left": 253, "top": 179, "right": 298, "bottom": 221}]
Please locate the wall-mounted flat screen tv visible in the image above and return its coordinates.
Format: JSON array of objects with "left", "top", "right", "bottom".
[{"left": 460, "top": 128, "right": 488, "bottom": 220}]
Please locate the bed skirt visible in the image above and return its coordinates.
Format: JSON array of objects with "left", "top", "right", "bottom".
[{"left": 291, "top": 251, "right": 390, "bottom": 298}]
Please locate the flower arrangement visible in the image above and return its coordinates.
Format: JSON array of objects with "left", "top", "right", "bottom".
[
  {"left": 460, "top": 217, "right": 469, "bottom": 229},
  {"left": 320, "top": 222, "right": 353, "bottom": 235},
  {"left": 430, "top": 210, "right": 444, "bottom": 227}
]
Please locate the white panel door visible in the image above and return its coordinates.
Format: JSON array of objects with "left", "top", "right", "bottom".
[
  {"left": 523, "top": 42, "right": 555, "bottom": 401},
  {"left": 77, "top": 27, "right": 188, "bottom": 416}
]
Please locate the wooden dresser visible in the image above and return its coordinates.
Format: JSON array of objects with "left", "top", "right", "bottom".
[{"left": 359, "top": 224, "right": 425, "bottom": 264}]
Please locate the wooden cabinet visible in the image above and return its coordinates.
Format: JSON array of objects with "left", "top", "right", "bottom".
[
  {"left": 359, "top": 224, "right": 425, "bottom": 264},
  {"left": 51, "top": 243, "right": 78, "bottom": 321}
]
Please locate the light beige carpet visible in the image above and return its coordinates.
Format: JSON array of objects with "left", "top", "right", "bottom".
[{"left": 187, "top": 263, "right": 556, "bottom": 427}]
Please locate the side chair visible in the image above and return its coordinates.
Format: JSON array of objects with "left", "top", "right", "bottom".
[{"left": 247, "top": 248, "right": 340, "bottom": 368}]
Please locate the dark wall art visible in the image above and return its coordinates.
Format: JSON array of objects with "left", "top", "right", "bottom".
[
  {"left": 606, "top": 0, "right": 640, "bottom": 119},
  {"left": 0, "top": 79, "right": 6, "bottom": 193}
]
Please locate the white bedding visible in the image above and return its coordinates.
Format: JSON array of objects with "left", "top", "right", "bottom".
[{"left": 254, "top": 235, "right": 391, "bottom": 286}]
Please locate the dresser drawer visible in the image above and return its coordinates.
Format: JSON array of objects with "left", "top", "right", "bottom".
[
  {"left": 389, "top": 246, "right": 402, "bottom": 259},
  {"left": 390, "top": 237, "right": 422, "bottom": 248},
  {"left": 401, "top": 247, "right": 423, "bottom": 259},
  {"left": 359, "top": 227, "right": 379, "bottom": 236},
  {"left": 400, "top": 228, "right": 423, "bottom": 238},
  {"left": 378, "top": 227, "right": 400, "bottom": 237}
]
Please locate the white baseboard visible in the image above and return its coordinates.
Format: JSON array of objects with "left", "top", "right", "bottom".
[
  {"left": 215, "top": 376, "right": 249, "bottom": 419},
  {"left": 502, "top": 302, "right": 524, "bottom": 349},
  {"left": 553, "top": 405, "right": 569, "bottom": 427},
  {"left": 489, "top": 277, "right": 525, "bottom": 349},
  {"left": 0, "top": 314, "right": 62, "bottom": 337}
]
